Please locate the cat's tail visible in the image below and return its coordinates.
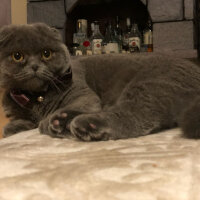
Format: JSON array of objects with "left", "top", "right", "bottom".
[{"left": 179, "top": 97, "right": 200, "bottom": 139}]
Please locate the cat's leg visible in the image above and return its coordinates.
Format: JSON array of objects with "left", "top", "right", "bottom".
[
  {"left": 69, "top": 107, "right": 162, "bottom": 141},
  {"left": 39, "top": 93, "right": 102, "bottom": 137},
  {"left": 3, "top": 119, "right": 36, "bottom": 137},
  {"left": 70, "top": 82, "right": 174, "bottom": 141}
]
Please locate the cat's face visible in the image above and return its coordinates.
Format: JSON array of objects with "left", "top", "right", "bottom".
[{"left": 0, "top": 23, "right": 71, "bottom": 92}]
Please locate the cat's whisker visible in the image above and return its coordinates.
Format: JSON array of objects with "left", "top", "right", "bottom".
[
  {"left": 40, "top": 72, "right": 54, "bottom": 83},
  {"left": 14, "top": 75, "right": 26, "bottom": 80},
  {"left": 40, "top": 71, "right": 54, "bottom": 80},
  {"left": 53, "top": 77, "right": 67, "bottom": 87},
  {"left": 41, "top": 71, "right": 67, "bottom": 89},
  {"left": 40, "top": 72, "right": 62, "bottom": 93},
  {"left": 16, "top": 75, "right": 32, "bottom": 81},
  {"left": 14, "top": 72, "right": 32, "bottom": 81},
  {"left": 49, "top": 79, "right": 62, "bottom": 93},
  {"left": 42, "top": 70, "right": 70, "bottom": 88},
  {"left": 3, "top": 69, "right": 13, "bottom": 76},
  {"left": 14, "top": 71, "right": 27, "bottom": 77}
]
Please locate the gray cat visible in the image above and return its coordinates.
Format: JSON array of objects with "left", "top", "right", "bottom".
[{"left": 0, "top": 23, "right": 200, "bottom": 141}]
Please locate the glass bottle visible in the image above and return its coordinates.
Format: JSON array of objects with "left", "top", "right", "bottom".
[
  {"left": 102, "top": 22, "right": 119, "bottom": 54},
  {"left": 122, "top": 17, "right": 132, "bottom": 52},
  {"left": 72, "top": 43, "right": 83, "bottom": 56},
  {"left": 90, "top": 21, "right": 104, "bottom": 55},
  {"left": 83, "top": 40, "right": 92, "bottom": 55},
  {"left": 128, "top": 23, "right": 141, "bottom": 53},
  {"left": 143, "top": 20, "right": 153, "bottom": 52},
  {"left": 114, "top": 16, "right": 123, "bottom": 53},
  {"left": 73, "top": 20, "right": 87, "bottom": 50},
  {"left": 81, "top": 23, "right": 93, "bottom": 56}
]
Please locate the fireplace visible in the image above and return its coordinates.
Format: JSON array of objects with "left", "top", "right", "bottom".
[
  {"left": 27, "top": 0, "right": 199, "bottom": 58},
  {"left": 65, "top": 0, "right": 150, "bottom": 50}
]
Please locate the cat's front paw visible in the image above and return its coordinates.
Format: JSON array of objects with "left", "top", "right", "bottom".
[
  {"left": 3, "top": 120, "right": 36, "bottom": 137},
  {"left": 39, "top": 110, "right": 81, "bottom": 138},
  {"left": 70, "top": 114, "right": 111, "bottom": 141}
]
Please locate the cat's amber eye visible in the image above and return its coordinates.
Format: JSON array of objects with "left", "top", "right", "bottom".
[
  {"left": 41, "top": 50, "right": 52, "bottom": 61},
  {"left": 11, "top": 52, "right": 24, "bottom": 63}
]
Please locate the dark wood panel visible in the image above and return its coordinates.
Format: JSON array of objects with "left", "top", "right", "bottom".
[{"left": 0, "top": 0, "right": 11, "bottom": 26}]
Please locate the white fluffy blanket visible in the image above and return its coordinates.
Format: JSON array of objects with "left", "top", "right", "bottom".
[{"left": 0, "top": 128, "right": 199, "bottom": 200}]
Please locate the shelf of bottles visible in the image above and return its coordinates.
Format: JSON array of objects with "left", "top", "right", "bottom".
[{"left": 71, "top": 17, "right": 153, "bottom": 56}]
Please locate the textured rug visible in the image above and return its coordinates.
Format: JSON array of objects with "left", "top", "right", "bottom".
[{"left": 0, "top": 128, "right": 199, "bottom": 200}]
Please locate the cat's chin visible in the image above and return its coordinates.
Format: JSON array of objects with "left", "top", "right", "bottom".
[{"left": 21, "top": 77, "right": 48, "bottom": 92}]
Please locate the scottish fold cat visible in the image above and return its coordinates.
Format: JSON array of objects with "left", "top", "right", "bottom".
[{"left": 0, "top": 23, "right": 200, "bottom": 141}]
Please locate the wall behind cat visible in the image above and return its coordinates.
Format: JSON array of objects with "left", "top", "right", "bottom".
[
  {"left": 0, "top": 0, "right": 27, "bottom": 26},
  {"left": 11, "top": 0, "right": 27, "bottom": 25},
  {"left": 0, "top": 0, "right": 11, "bottom": 26}
]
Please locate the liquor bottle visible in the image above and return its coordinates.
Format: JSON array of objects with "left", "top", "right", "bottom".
[
  {"left": 90, "top": 21, "right": 104, "bottom": 55},
  {"left": 90, "top": 22, "right": 95, "bottom": 37},
  {"left": 102, "top": 22, "right": 119, "bottom": 54},
  {"left": 128, "top": 23, "right": 141, "bottom": 53},
  {"left": 113, "top": 16, "right": 123, "bottom": 52},
  {"left": 122, "top": 17, "right": 132, "bottom": 52},
  {"left": 72, "top": 43, "right": 83, "bottom": 56},
  {"left": 143, "top": 20, "right": 153, "bottom": 52},
  {"left": 73, "top": 20, "right": 87, "bottom": 47},
  {"left": 83, "top": 40, "right": 92, "bottom": 55},
  {"left": 85, "top": 23, "right": 95, "bottom": 55}
]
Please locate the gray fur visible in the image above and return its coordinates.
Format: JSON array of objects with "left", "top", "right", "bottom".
[{"left": 0, "top": 23, "right": 200, "bottom": 141}]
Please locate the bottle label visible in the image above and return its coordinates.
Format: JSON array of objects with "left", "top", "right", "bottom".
[
  {"left": 92, "top": 39, "right": 102, "bottom": 54},
  {"left": 73, "top": 33, "right": 86, "bottom": 44},
  {"left": 104, "top": 43, "right": 119, "bottom": 54},
  {"left": 75, "top": 50, "right": 83, "bottom": 56},
  {"left": 123, "top": 34, "right": 129, "bottom": 46},
  {"left": 129, "top": 37, "right": 141, "bottom": 49},
  {"left": 144, "top": 31, "right": 153, "bottom": 45},
  {"left": 86, "top": 50, "right": 93, "bottom": 55}
]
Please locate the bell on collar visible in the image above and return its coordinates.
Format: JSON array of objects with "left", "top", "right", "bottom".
[{"left": 37, "top": 96, "right": 44, "bottom": 102}]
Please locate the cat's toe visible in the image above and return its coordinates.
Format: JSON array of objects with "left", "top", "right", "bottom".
[
  {"left": 4, "top": 120, "right": 36, "bottom": 137},
  {"left": 39, "top": 115, "right": 66, "bottom": 137},
  {"left": 70, "top": 114, "right": 110, "bottom": 141},
  {"left": 48, "top": 114, "right": 69, "bottom": 136},
  {"left": 3, "top": 126, "right": 18, "bottom": 138},
  {"left": 49, "top": 119, "right": 61, "bottom": 134},
  {"left": 39, "top": 110, "right": 82, "bottom": 138}
]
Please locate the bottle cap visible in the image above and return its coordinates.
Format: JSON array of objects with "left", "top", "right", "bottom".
[
  {"left": 126, "top": 18, "right": 131, "bottom": 26},
  {"left": 91, "top": 23, "right": 95, "bottom": 31}
]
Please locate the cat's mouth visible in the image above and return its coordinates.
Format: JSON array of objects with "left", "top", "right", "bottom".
[
  {"left": 29, "top": 76, "right": 43, "bottom": 82},
  {"left": 16, "top": 73, "right": 48, "bottom": 92},
  {"left": 29, "top": 72, "right": 50, "bottom": 84}
]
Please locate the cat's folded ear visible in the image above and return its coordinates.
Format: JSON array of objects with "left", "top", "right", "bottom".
[
  {"left": 0, "top": 23, "right": 63, "bottom": 48},
  {"left": 0, "top": 25, "right": 15, "bottom": 48},
  {"left": 50, "top": 27, "right": 63, "bottom": 41},
  {"left": 32, "top": 23, "right": 63, "bottom": 42}
]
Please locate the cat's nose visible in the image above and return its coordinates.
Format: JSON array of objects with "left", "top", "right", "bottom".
[{"left": 31, "top": 65, "right": 39, "bottom": 72}]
